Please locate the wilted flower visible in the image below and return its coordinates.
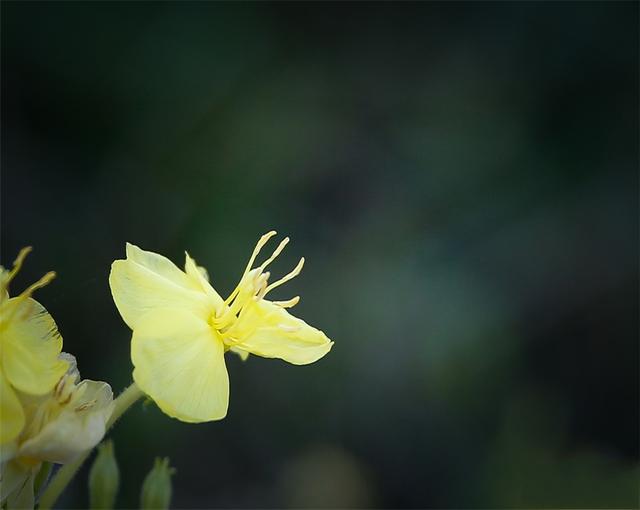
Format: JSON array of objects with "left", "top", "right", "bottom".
[
  {"left": 109, "top": 231, "right": 333, "bottom": 423},
  {"left": 0, "top": 355, "right": 114, "bottom": 508}
]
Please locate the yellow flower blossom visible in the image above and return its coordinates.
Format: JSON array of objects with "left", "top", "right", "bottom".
[
  {"left": 0, "top": 248, "right": 69, "bottom": 446},
  {"left": 0, "top": 354, "right": 114, "bottom": 508},
  {"left": 109, "top": 232, "right": 333, "bottom": 423}
]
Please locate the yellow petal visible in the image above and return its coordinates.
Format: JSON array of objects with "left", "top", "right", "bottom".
[
  {"left": 184, "top": 253, "right": 224, "bottom": 311},
  {"left": 18, "top": 380, "right": 114, "bottom": 464},
  {"left": 131, "top": 308, "right": 229, "bottom": 422},
  {"left": 231, "top": 301, "right": 333, "bottom": 365},
  {"left": 109, "top": 244, "right": 212, "bottom": 329},
  {"left": 126, "top": 243, "right": 198, "bottom": 290},
  {"left": 1, "top": 298, "right": 68, "bottom": 395},
  {"left": 0, "top": 371, "right": 24, "bottom": 445}
]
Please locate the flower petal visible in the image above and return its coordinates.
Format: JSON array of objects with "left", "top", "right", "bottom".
[
  {"left": 231, "top": 301, "right": 333, "bottom": 365},
  {"left": 184, "top": 253, "right": 224, "bottom": 312},
  {"left": 126, "top": 243, "right": 198, "bottom": 289},
  {"left": 110, "top": 244, "right": 212, "bottom": 329},
  {"left": 0, "top": 372, "right": 24, "bottom": 445},
  {"left": 131, "top": 308, "right": 229, "bottom": 422},
  {"left": 1, "top": 298, "right": 68, "bottom": 395},
  {"left": 18, "top": 381, "right": 114, "bottom": 464}
]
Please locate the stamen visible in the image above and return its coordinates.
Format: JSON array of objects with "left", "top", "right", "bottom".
[
  {"left": 257, "top": 237, "right": 289, "bottom": 273},
  {"left": 213, "top": 271, "right": 270, "bottom": 329},
  {"left": 55, "top": 376, "right": 66, "bottom": 398},
  {"left": 220, "top": 317, "right": 260, "bottom": 343},
  {"left": 272, "top": 296, "right": 300, "bottom": 308},
  {"left": 59, "top": 391, "right": 74, "bottom": 406},
  {"left": 212, "top": 233, "right": 306, "bottom": 339},
  {"left": 254, "top": 271, "right": 271, "bottom": 300},
  {"left": 2, "top": 271, "right": 57, "bottom": 325},
  {"left": 264, "top": 257, "right": 304, "bottom": 295},
  {"left": 7, "top": 246, "right": 32, "bottom": 284},
  {"left": 21, "top": 271, "right": 56, "bottom": 297},
  {"left": 224, "top": 231, "right": 277, "bottom": 306},
  {"left": 259, "top": 271, "right": 270, "bottom": 285},
  {"left": 75, "top": 399, "right": 97, "bottom": 412}
]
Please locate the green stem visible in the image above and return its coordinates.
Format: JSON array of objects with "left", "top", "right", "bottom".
[
  {"left": 105, "top": 382, "right": 145, "bottom": 430},
  {"left": 38, "top": 382, "right": 144, "bottom": 510}
]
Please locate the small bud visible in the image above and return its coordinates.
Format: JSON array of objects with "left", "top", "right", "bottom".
[
  {"left": 140, "top": 457, "right": 175, "bottom": 510},
  {"left": 88, "top": 440, "right": 120, "bottom": 509}
]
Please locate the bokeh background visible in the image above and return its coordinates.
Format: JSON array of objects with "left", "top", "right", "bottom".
[{"left": 2, "top": 2, "right": 638, "bottom": 508}]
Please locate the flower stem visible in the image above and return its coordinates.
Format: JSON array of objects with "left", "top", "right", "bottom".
[
  {"left": 38, "top": 382, "right": 144, "bottom": 509},
  {"left": 106, "top": 381, "right": 145, "bottom": 429}
]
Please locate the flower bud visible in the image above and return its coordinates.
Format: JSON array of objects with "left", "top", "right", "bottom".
[
  {"left": 140, "top": 457, "right": 175, "bottom": 510},
  {"left": 88, "top": 441, "right": 119, "bottom": 509}
]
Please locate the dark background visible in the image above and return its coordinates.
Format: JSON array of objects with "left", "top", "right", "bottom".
[{"left": 2, "top": 2, "right": 638, "bottom": 508}]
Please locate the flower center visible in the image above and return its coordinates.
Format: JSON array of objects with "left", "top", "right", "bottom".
[{"left": 208, "top": 231, "right": 304, "bottom": 345}]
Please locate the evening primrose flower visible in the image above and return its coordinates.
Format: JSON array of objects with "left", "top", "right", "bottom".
[
  {"left": 109, "top": 232, "right": 333, "bottom": 423},
  {"left": 0, "top": 248, "right": 69, "bottom": 446},
  {"left": 0, "top": 354, "right": 114, "bottom": 508}
]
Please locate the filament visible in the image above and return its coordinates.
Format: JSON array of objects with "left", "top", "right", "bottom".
[
  {"left": 264, "top": 257, "right": 304, "bottom": 295},
  {"left": 6, "top": 246, "right": 32, "bottom": 285},
  {"left": 272, "top": 296, "right": 300, "bottom": 308},
  {"left": 257, "top": 237, "right": 289, "bottom": 273},
  {"left": 1, "top": 271, "right": 56, "bottom": 325},
  {"left": 224, "top": 231, "right": 277, "bottom": 306}
]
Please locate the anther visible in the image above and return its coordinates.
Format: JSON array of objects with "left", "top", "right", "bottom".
[
  {"left": 75, "top": 399, "right": 97, "bottom": 412},
  {"left": 22, "top": 271, "right": 56, "bottom": 296}
]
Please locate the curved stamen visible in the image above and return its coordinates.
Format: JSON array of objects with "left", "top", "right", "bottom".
[
  {"left": 223, "top": 231, "right": 277, "bottom": 306},
  {"left": 5, "top": 246, "right": 32, "bottom": 286},
  {"left": 264, "top": 257, "right": 304, "bottom": 296},
  {"left": 21, "top": 271, "right": 56, "bottom": 297},
  {"left": 2, "top": 271, "right": 56, "bottom": 325},
  {"left": 214, "top": 271, "right": 270, "bottom": 330},
  {"left": 254, "top": 272, "right": 271, "bottom": 300},
  {"left": 213, "top": 233, "right": 305, "bottom": 339},
  {"left": 272, "top": 296, "right": 300, "bottom": 308},
  {"left": 257, "top": 237, "right": 289, "bottom": 273}
]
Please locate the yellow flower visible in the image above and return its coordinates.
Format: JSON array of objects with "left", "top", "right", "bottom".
[
  {"left": 0, "top": 248, "right": 69, "bottom": 446},
  {"left": 109, "top": 231, "right": 333, "bottom": 423},
  {"left": 1, "top": 354, "right": 114, "bottom": 508}
]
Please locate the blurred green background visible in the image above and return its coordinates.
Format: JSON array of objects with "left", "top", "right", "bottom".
[{"left": 2, "top": 2, "right": 638, "bottom": 508}]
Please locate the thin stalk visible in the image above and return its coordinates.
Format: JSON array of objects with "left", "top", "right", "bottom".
[{"left": 38, "top": 383, "right": 144, "bottom": 509}]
